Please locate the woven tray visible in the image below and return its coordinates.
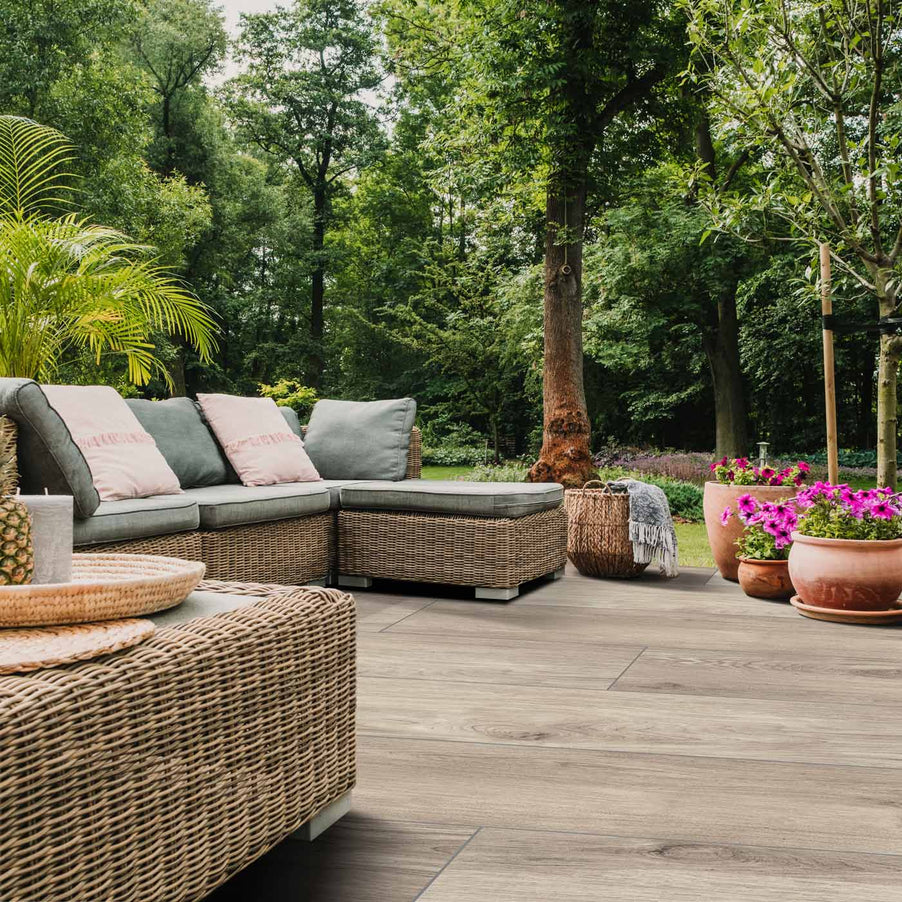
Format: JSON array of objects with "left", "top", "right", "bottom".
[
  {"left": 0, "top": 554, "right": 205, "bottom": 627},
  {"left": 0, "top": 619, "right": 155, "bottom": 674}
]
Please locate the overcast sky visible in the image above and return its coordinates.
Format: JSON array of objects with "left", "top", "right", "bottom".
[
  {"left": 220, "top": 0, "right": 280, "bottom": 34},
  {"left": 214, "top": 1, "right": 280, "bottom": 82}
]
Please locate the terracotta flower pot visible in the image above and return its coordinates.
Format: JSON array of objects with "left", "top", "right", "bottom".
[
  {"left": 703, "top": 482, "right": 799, "bottom": 581},
  {"left": 737, "top": 558, "right": 794, "bottom": 601},
  {"left": 788, "top": 533, "right": 902, "bottom": 611}
]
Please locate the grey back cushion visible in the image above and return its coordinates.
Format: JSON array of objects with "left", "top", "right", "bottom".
[
  {"left": 0, "top": 378, "right": 100, "bottom": 518},
  {"left": 303, "top": 398, "right": 417, "bottom": 480},
  {"left": 126, "top": 397, "right": 229, "bottom": 488},
  {"left": 279, "top": 406, "right": 302, "bottom": 436}
]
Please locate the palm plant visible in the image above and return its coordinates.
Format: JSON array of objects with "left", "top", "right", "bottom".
[{"left": 0, "top": 116, "right": 217, "bottom": 385}]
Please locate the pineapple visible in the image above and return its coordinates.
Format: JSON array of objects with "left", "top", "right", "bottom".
[{"left": 0, "top": 417, "right": 34, "bottom": 586}]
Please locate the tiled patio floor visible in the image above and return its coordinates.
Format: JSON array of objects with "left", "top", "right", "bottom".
[{"left": 210, "top": 565, "right": 902, "bottom": 901}]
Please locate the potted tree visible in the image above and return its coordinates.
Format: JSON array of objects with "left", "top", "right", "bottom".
[
  {"left": 723, "top": 494, "right": 796, "bottom": 600},
  {"left": 704, "top": 458, "right": 809, "bottom": 580},
  {"left": 788, "top": 484, "right": 902, "bottom": 618}
]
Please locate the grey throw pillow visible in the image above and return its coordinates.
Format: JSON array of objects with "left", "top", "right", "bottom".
[
  {"left": 0, "top": 378, "right": 100, "bottom": 518},
  {"left": 127, "top": 397, "right": 229, "bottom": 488},
  {"left": 303, "top": 398, "right": 417, "bottom": 480}
]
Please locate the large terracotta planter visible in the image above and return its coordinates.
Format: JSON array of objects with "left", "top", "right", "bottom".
[
  {"left": 703, "top": 482, "right": 799, "bottom": 581},
  {"left": 737, "top": 558, "right": 794, "bottom": 601},
  {"left": 788, "top": 533, "right": 902, "bottom": 611}
]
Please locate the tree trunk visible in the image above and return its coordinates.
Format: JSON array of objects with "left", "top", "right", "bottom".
[
  {"left": 875, "top": 276, "right": 901, "bottom": 489},
  {"left": 702, "top": 285, "right": 748, "bottom": 458},
  {"left": 307, "top": 185, "right": 326, "bottom": 389},
  {"left": 876, "top": 332, "right": 901, "bottom": 489},
  {"left": 527, "top": 171, "right": 597, "bottom": 488},
  {"left": 169, "top": 343, "right": 187, "bottom": 398},
  {"left": 856, "top": 349, "right": 875, "bottom": 449}
]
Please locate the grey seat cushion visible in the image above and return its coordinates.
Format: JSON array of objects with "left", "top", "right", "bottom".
[
  {"left": 74, "top": 495, "right": 199, "bottom": 546},
  {"left": 303, "top": 398, "right": 416, "bottom": 481},
  {"left": 339, "top": 479, "right": 564, "bottom": 519},
  {"left": 0, "top": 378, "right": 100, "bottom": 518},
  {"left": 320, "top": 479, "right": 369, "bottom": 509},
  {"left": 127, "top": 397, "right": 229, "bottom": 488},
  {"left": 184, "top": 483, "right": 330, "bottom": 530}
]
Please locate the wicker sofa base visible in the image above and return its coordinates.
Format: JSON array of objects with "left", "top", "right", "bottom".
[
  {"left": 86, "top": 513, "right": 332, "bottom": 585},
  {"left": 336, "top": 506, "right": 567, "bottom": 591},
  {"left": 0, "top": 584, "right": 356, "bottom": 902}
]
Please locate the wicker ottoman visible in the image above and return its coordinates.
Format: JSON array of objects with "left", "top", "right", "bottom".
[
  {"left": 0, "top": 582, "right": 356, "bottom": 902},
  {"left": 336, "top": 480, "right": 568, "bottom": 600}
]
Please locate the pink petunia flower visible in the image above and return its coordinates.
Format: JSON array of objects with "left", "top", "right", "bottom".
[
  {"left": 720, "top": 507, "right": 732, "bottom": 526},
  {"left": 737, "top": 494, "right": 757, "bottom": 515}
]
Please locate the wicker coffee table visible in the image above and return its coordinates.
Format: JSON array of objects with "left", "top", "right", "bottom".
[{"left": 0, "top": 580, "right": 356, "bottom": 902}]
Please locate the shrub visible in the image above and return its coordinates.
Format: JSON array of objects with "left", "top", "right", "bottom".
[
  {"left": 422, "top": 445, "right": 487, "bottom": 467},
  {"left": 258, "top": 379, "right": 318, "bottom": 417},
  {"left": 461, "top": 463, "right": 529, "bottom": 482},
  {"left": 639, "top": 475, "right": 705, "bottom": 522}
]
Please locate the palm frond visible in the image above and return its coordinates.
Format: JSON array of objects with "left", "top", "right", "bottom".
[{"left": 0, "top": 117, "right": 76, "bottom": 216}]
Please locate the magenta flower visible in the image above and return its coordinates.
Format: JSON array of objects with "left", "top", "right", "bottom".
[
  {"left": 737, "top": 494, "right": 757, "bottom": 515},
  {"left": 720, "top": 506, "right": 732, "bottom": 527},
  {"left": 870, "top": 500, "right": 894, "bottom": 520},
  {"left": 735, "top": 457, "right": 749, "bottom": 469}
]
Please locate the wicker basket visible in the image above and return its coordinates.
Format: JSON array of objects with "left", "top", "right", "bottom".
[{"left": 565, "top": 481, "right": 648, "bottom": 579}]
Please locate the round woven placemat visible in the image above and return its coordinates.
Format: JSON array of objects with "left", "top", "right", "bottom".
[
  {"left": 0, "top": 619, "right": 155, "bottom": 674},
  {"left": 0, "top": 554, "right": 205, "bottom": 627}
]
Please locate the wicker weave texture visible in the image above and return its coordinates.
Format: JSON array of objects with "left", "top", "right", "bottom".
[
  {"left": 405, "top": 427, "right": 422, "bottom": 479},
  {"left": 87, "top": 515, "right": 331, "bottom": 585},
  {"left": 564, "top": 485, "right": 647, "bottom": 578},
  {"left": 0, "top": 585, "right": 356, "bottom": 902},
  {"left": 199, "top": 514, "right": 331, "bottom": 584},
  {"left": 338, "top": 506, "right": 567, "bottom": 588},
  {"left": 0, "top": 416, "right": 17, "bottom": 494},
  {"left": 86, "top": 530, "right": 204, "bottom": 561}
]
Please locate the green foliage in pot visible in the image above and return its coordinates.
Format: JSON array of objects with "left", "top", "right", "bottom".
[{"left": 795, "top": 484, "right": 902, "bottom": 541}]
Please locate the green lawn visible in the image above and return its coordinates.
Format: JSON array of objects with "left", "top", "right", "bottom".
[
  {"left": 675, "top": 521, "right": 715, "bottom": 568},
  {"left": 421, "top": 465, "right": 472, "bottom": 480}
]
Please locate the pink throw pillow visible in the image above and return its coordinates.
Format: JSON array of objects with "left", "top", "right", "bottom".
[
  {"left": 196, "top": 394, "right": 321, "bottom": 486},
  {"left": 42, "top": 385, "right": 183, "bottom": 501}
]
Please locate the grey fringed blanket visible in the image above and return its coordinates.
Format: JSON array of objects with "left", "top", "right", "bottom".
[{"left": 616, "top": 479, "right": 679, "bottom": 577}]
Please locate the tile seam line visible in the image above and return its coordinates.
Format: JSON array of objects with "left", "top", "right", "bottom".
[{"left": 411, "top": 826, "right": 483, "bottom": 901}]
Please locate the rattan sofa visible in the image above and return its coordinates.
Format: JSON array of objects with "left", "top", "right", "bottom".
[
  {"left": 0, "top": 582, "right": 356, "bottom": 902},
  {"left": 0, "top": 380, "right": 567, "bottom": 599}
]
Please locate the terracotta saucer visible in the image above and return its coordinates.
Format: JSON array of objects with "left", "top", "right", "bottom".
[{"left": 790, "top": 596, "right": 902, "bottom": 625}]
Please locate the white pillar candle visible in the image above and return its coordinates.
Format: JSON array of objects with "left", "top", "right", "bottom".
[{"left": 21, "top": 495, "right": 73, "bottom": 584}]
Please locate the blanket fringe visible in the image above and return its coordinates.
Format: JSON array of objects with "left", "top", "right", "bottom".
[{"left": 629, "top": 518, "right": 680, "bottom": 578}]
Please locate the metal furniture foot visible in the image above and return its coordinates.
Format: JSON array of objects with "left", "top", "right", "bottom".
[
  {"left": 305, "top": 578, "right": 327, "bottom": 588},
  {"left": 336, "top": 574, "right": 373, "bottom": 589},
  {"left": 475, "top": 585, "right": 519, "bottom": 601},
  {"left": 546, "top": 567, "right": 565, "bottom": 581},
  {"left": 291, "top": 791, "right": 352, "bottom": 841}
]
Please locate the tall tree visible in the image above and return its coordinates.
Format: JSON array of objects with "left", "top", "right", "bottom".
[
  {"left": 386, "top": 0, "right": 679, "bottom": 485},
  {"left": 224, "top": 0, "right": 385, "bottom": 388},
  {"left": 129, "top": 0, "right": 227, "bottom": 175},
  {"left": 685, "top": 0, "right": 902, "bottom": 487}
]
